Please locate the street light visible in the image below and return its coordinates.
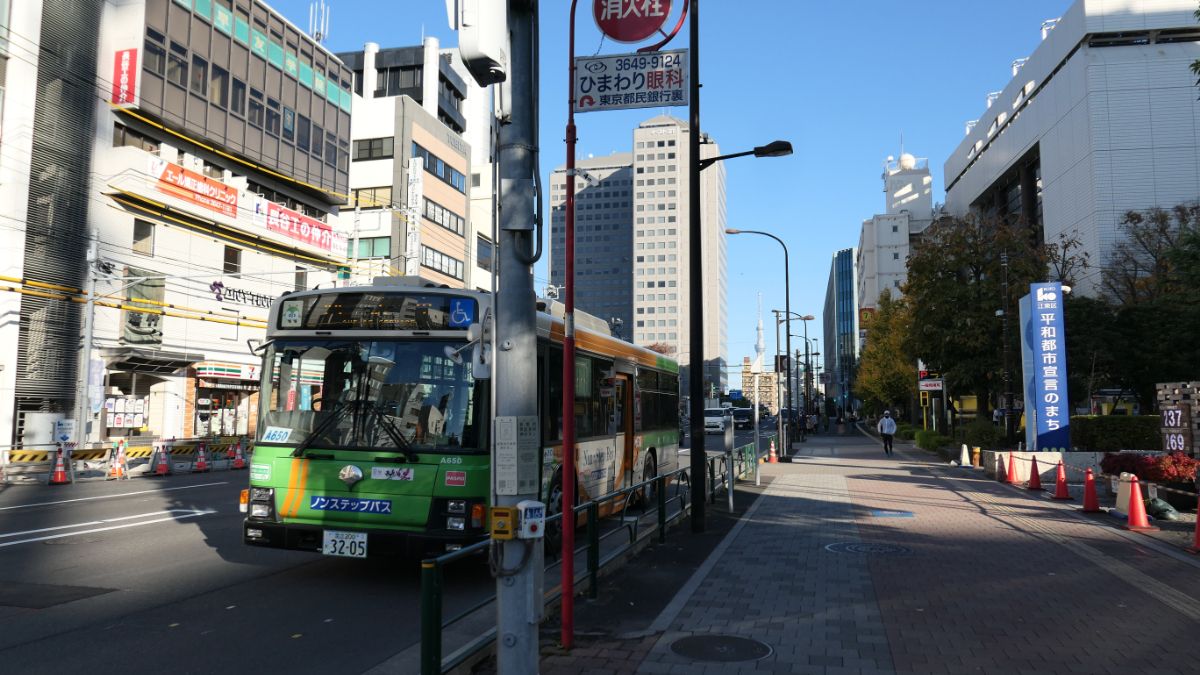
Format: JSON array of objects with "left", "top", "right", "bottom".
[
  {"left": 728, "top": 229, "right": 793, "bottom": 450},
  {"left": 698, "top": 140, "right": 793, "bottom": 170}
]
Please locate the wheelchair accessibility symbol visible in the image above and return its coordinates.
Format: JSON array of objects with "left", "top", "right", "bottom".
[{"left": 448, "top": 299, "right": 475, "bottom": 328}]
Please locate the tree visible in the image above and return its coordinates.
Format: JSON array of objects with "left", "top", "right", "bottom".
[
  {"left": 645, "top": 342, "right": 675, "bottom": 356},
  {"left": 903, "top": 213, "right": 1047, "bottom": 414},
  {"left": 854, "top": 291, "right": 915, "bottom": 416},
  {"left": 1100, "top": 206, "right": 1197, "bottom": 305}
]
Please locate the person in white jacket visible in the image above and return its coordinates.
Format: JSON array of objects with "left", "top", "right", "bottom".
[{"left": 877, "top": 410, "right": 897, "bottom": 456}]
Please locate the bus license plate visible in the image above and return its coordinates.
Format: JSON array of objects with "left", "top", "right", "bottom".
[{"left": 322, "top": 530, "right": 367, "bottom": 558}]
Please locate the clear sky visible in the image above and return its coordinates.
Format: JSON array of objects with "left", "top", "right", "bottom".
[{"left": 271, "top": 0, "right": 1066, "bottom": 389}]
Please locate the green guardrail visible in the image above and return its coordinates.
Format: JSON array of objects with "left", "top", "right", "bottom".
[{"left": 419, "top": 467, "right": 693, "bottom": 675}]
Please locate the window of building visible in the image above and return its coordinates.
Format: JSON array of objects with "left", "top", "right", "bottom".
[
  {"left": 112, "top": 123, "right": 159, "bottom": 153},
  {"left": 282, "top": 107, "right": 295, "bottom": 142},
  {"left": 296, "top": 115, "right": 310, "bottom": 151},
  {"left": 351, "top": 186, "right": 392, "bottom": 209},
  {"left": 248, "top": 88, "right": 264, "bottom": 128},
  {"left": 294, "top": 266, "right": 308, "bottom": 292},
  {"left": 144, "top": 29, "right": 166, "bottom": 76},
  {"left": 311, "top": 124, "right": 323, "bottom": 158},
  {"left": 892, "top": 225, "right": 898, "bottom": 233},
  {"left": 477, "top": 235, "right": 494, "bottom": 272},
  {"left": 209, "top": 64, "right": 229, "bottom": 108},
  {"left": 167, "top": 42, "right": 188, "bottom": 87},
  {"left": 324, "top": 132, "right": 337, "bottom": 167},
  {"left": 230, "top": 78, "right": 246, "bottom": 116},
  {"left": 132, "top": 219, "right": 154, "bottom": 256},
  {"left": 190, "top": 54, "right": 208, "bottom": 95},
  {"left": 353, "top": 137, "right": 394, "bottom": 161},
  {"left": 893, "top": 280, "right": 901, "bottom": 288},
  {"left": 421, "top": 245, "right": 464, "bottom": 280},
  {"left": 424, "top": 197, "right": 465, "bottom": 236},
  {"left": 356, "top": 236, "right": 391, "bottom": 259},
  {"left": 223, "top": 246, "right": 241, "bottom": 274},
  {"left": 265, "top": 98, "right": 281, "bottom": 136},
  {"left": 893, "top": 252, "right": 900, "bottom": 260}
]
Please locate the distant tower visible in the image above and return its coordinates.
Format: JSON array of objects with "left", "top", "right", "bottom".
[{"left": 309, "top": 0, "right": 331, "bottom": 44}]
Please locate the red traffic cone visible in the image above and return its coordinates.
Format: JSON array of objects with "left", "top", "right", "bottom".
[
  {"left": 107, "top": 440, "right": 128, "bottom": 480},
  {"left": 152, "top": 444, "right": 171, "bottom": 476},
  {"left": 48, "top": 444, "right": 70, "bottom": 485},
  {"left": 1123, "top": 476, "right": 1158, "bottom": 532},
  {"left": 767, "top": 439, "right": 778, "bottom": 464},
  {"left": 1082, "top": 468, "right": 1101, "bottom": 513},
  {"left": 1052, "top": 461, "right": 1072, "bottom": 500},
  {"left": 1006, "top": 453, "right": 1018, "bottom": 484},
  {"left": 1187, "top": 495, "right": 1200, "bottom": 554},
  {"left": 1026, "top": 456, "right": 1044, "bottom": 491},
  {"left": 231, "top": 441, "right": 246, "bottom": 470},
  {"left": 193, "top": 443, "right": 210, "bottom": 473}
]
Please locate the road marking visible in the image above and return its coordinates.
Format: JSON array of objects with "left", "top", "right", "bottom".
[
  {"left": 0, "top": 509, "right": 216, "bottom": 548},
  {"left": 0, "top": 482, "right": 229, "bottom": 511}
]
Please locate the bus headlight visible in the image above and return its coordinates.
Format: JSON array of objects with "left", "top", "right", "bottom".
[
  {"left": 446, "top": 517, "right": 466, "bottom": 531},
  {"left": 251, "top": 504, "right": 271, "bottom": 518},
  {"left": 251, "top": 487, "right": 274, "bottom": 502},
  {"left": 447, "top": 499, "right": 467, "bottom": 514}
]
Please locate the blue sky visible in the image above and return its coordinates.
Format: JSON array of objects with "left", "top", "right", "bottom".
[{"left": 272, "top": 0, "right": 1066, "bottom": 388}]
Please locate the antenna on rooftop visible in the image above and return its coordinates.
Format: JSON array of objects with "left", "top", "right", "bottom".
[{"left": 309, "top": 0, "right": 331, "bottom": 44}]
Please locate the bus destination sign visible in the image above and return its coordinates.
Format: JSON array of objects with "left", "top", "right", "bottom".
[{"left": 278, "top": 293, "right": 478, "bottom": 331}]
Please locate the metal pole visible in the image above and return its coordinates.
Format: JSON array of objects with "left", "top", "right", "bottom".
[
  {"left": 73, "top": 232, "right": 99, "bottom": 454},
  {"left": 495, "top": 2, "right": 541, "bottom": 671},
  {"left": 688, "top": 0, "right": 706, "bottom": 533},
  {"left": 773, "top": 310, "right": 783, "bottom": 450},
  {"left": 561, "top": 0, "right": 581, "bottom": 650},
  {"left": 753, "top": 372, "right": 760, "bottom": 486},
  {"left": 420, "top": 561, "right": 442, "bottom": 675}
]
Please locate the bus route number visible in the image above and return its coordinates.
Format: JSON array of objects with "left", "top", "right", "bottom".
[
  {"left": 441, "top": 456, "right": 462, "bottom": 464},
  {"left": 614, "top": 53, "right": 679, "bottom": 71}
]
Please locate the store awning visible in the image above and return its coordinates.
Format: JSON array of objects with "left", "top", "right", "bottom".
[{"left": 101, "top": 347, "right": 206, "bottom": 374}]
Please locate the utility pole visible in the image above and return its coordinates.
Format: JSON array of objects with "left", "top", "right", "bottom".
[
  {"left": 453, "top": 1, "right": 543, "bottom": 671},
  {"left": 73, "top": 231, "right": 99, "bottom": 450},
  {"left": 687, "top": 0, "right": 706, "bottom": 533}
]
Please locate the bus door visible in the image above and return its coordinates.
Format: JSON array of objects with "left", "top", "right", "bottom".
[{"left": 613, "top": 374, "right": 635, "bottom": 491}]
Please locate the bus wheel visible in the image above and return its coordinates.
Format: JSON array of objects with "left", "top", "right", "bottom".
[
  {"left": 546, "top": 471, "right": 565, "bottom": 556},
  {"left": 637, "top": 452, "right": 657, "bottom": 509}
]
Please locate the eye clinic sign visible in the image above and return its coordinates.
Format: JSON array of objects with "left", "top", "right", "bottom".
[{"left": 574, "top": 49, "right": 688, "bottom": 113}]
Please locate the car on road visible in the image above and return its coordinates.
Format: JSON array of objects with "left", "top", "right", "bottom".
[
  {"left": 732, "top": 408, "right": 753, "bottom": 429},
  {"left": 704, "top": 407, "right": 731, "bottom": 434}
]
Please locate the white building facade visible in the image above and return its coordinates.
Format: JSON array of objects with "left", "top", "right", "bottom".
[
  {"left": 856, "top": 153, "right": 933, "bottom": 316},
  {"left": 943, "top": 0, "right": 1200, "bottom": 295}
]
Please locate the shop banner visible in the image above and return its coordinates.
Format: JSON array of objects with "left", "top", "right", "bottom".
[
  {"left": 149, "top": 157, "right": 238, "bottom": 218},
  {"left": 112, "top": 48, "right": 140, "bottom": 107},
  {"left": 261, "top": 200, "right": 348, "bottom": 257}
]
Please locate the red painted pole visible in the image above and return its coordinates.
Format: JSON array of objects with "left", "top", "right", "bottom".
[{"left": 561, "top": 0, "right": 580, "bottom": 651}]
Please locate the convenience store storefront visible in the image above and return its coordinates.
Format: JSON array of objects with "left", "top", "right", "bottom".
[{"left": 194, "top": 362, "right": 261, "bottom": 437}]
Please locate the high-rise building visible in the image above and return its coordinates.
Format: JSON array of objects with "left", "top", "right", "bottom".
[
  {"left": 337, "top": 39, "right": 474, "bottom": 288},
  {"left": 0, "top": 0, "right": 354, "bottom": 445},
  {"left": 943, "top": 0, "right": 1200, "bottom": 296},
  {"left": 856, "top": 153, "right": 934, "bottom": 317},
  {"left": 549, "top": 115, "right": 728, "bottom": 395},
  {"left": 823, "top": 248, "right": 858, "bottom": 416},
  {"left": 739, "top": 357, "right": 778, "bottom": 414}
]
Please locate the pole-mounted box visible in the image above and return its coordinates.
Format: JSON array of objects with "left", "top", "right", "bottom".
[{"left": 446, "top": 0, "right": 509, "bottom": 86}]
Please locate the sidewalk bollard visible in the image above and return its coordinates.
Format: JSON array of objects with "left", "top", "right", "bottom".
[
  {"left": 420, "top": 561, "right": 442, "bottom": 675},
  {"left": 586, "top": 502, "right": 599, "bottom": 600}
]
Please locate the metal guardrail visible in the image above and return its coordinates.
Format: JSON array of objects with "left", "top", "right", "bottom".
[{"left": 419, "top": 466, "right": 693, "bottom": 675}]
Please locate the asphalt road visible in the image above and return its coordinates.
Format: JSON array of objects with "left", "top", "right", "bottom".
[{"left": 0, "top": 440, "right": 718, "bottom": 675}]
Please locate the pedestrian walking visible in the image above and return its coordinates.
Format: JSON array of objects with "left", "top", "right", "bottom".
[{"left": 877, "top": 410, "right": 896, "bottom": 456}]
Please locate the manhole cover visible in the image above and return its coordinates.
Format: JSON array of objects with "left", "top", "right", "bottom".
[
  {"left": 670, "top": 634, "right": 772, "bottom": 662},
  {"left": 824, "top": 542, "right": 911, "bottom": 555}
]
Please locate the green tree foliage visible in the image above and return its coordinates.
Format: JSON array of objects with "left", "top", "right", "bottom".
[
  {"left": 853, "top": 291, "right": 914, "bottom": 415},
  {"left": 903, "top": 213, "right": 1047, "bottom": 413}
]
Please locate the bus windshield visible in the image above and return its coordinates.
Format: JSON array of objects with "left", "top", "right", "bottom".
[{"left": 257, "top": 339, "right": 486, "bottom": 453}]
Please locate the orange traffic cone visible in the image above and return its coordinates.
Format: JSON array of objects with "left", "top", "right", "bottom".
[
  {"left": 1006, "top": 453, "right": 1018, "bottom": 484},
  {"left": 1187, "top": 495, "right": 1200, "bottom": 554},
  {"left": 1026, "top": 456, "right": 1044, "bottom": 491},
  {"left": 107, "top": 440, "right": 128, "bottom": 480},
  {"left": 1123, "top": 476, "right": 1158, "bottom": 531},
  {"left": 193, "top": 443, "right": 210, "bottom": 473},
  {"left": 151, "top": 443, "right": 171, "bottom": 476},
  {"left": 1052, "top": 461, "right": 1072, "bottom": 500},
  {"left": 1082, "top": 468, "right": 1101, "bottom": 513},
  {"left": 231, "top": 441, "right": 246, "bottom": 470},
  {"left": 767, "top": 439, "right": 778, "bottom": 464},
  {"left": 48, "top": 444, "right": 70, "bottom": 485}
]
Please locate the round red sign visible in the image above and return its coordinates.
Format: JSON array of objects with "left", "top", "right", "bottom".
[{"left": 593, "top": 0, "right": 672, "bottom": 43}]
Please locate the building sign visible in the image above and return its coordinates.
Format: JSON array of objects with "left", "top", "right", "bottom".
[
  {"left": 210, "top": 281, "right": 273, "bottom": 308},
  {"left": 1021, "top": 282, "right": 1070, "bottom": 451},
  {"left": 574, "top": 49, "right": 688, "bottom": 113},
  {"left": 918, "top": 379, "right": 944, "bottom": 391},
  {"left": 111, "top": 48, "right": 139, "bottom": 107},
  {"left": 149, "top": 157, "right": 238, "bottom": 218},
  {"left": 593, "top": 0, "right": 672, "bottom": 43},
  {"left": 196, "top": 362, "right": 260, "bottom": 381},
  {"left": 404, "top": 162, "right": 423, "bottom": 277},
  {"left": 260, "top": 200, "right": 348, "bottom": 257},
  {"left": 122, "top": 266, "right": 164, "bottom": 346},
  {"left": 1160, "top": 405, "right": 1192, "bottom": 453}
]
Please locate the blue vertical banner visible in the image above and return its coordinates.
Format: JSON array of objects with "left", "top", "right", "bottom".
[{"left": 1023, "top": 282, "right": 1070, "bottom": 451}]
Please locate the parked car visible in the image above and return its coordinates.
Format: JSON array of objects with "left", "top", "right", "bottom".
[
  {"left": 704, "top": 407, "right": 731, "bottom": 434},
  {"left": 732, "top": 408, "right": 753, "bottom": 429}
]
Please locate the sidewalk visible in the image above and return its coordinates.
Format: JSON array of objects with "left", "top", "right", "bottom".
[{"left": 536, "top": 432, "right": 1200, "bottom": 674}]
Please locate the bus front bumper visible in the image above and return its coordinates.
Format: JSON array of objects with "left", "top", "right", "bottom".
[{"left": 243, "top": 519, "right": 485, "bottom": 557}]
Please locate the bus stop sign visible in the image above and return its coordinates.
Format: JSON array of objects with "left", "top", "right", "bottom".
[{"left": 593, "top": 0, "right": 672, "bottom": 43}]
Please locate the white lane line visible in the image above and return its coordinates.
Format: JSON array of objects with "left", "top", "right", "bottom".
[
  {"left": 0, "top": 510, "right": 211, "bottom": 539},
  {"left": 0, "top": 509, "right": 217, "bottom": 549},
  {"left": 0, "top": 482, "right": 230, "bottom": 511}
]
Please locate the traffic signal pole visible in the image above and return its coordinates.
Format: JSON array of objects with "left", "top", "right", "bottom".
[{"left": 494, "top": 2, "right": 542, "bottom": 672}]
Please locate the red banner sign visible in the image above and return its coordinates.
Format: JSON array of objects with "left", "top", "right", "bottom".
[
  {"left": 264, "top": 202, "right": 348, "bottom": 256},
  {"left": 112, "top": 48, "right": 139, "bottom": 106},
  {"left": 149, "top": 158, "right": 238, "bottom": 218},
  {"left": 593, "top": 0, "right": 671, "bottom": 43}
]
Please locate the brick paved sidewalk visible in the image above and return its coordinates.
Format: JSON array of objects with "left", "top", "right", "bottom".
[{"left": 538, "top": 433, "right": 1200, "bottom": 674}]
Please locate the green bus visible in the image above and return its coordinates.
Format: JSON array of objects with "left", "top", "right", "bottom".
[{"left": 242, "top": 277, "right": 680, "bottom": 558}]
